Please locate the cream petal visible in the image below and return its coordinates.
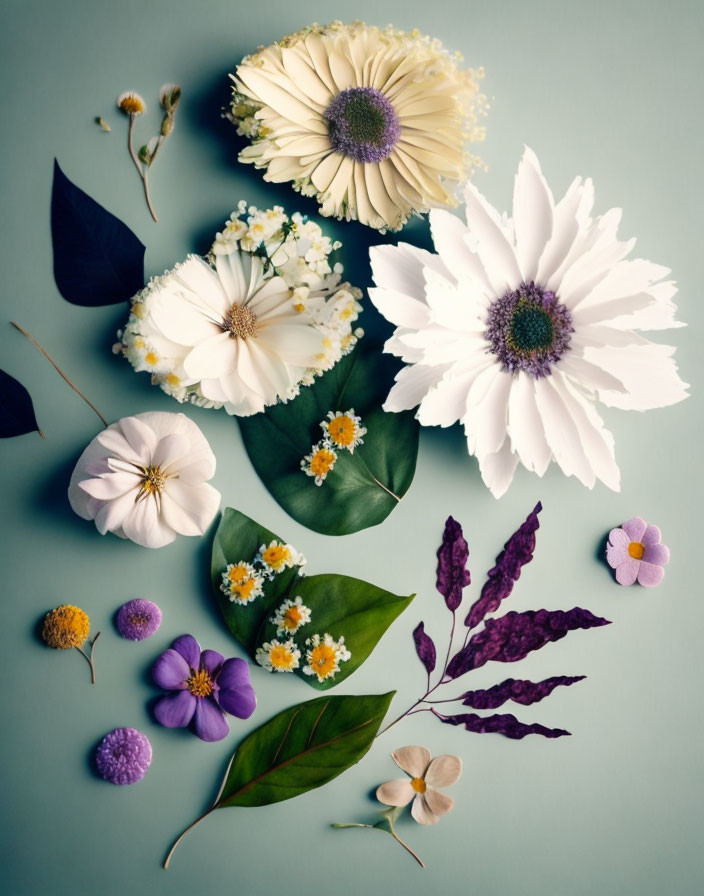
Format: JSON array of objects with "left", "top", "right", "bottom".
[
  {"left": 424, "top": 754, "right": 462, "bottom": 788},
  {"left": 375, "top": 779, "right": 415, "bottom": 808},
  {"left": 183, "top": 332, "right": 236, "bottom": 380},
  {"left": 280, "top": 47, "right": 333, "bottom": 106},
  {"left": 423, "top": 788, "right": 455, "bottom": 818},
  {"left": 303, "top": 33, "right": 337, "bottom": 93},
  {"left": 323, "top": 156, "right": 355, "bottom": 214},
  {"left": 311, "top": 152, "right": 344, "bottom": 193},
  {"left": 533, "top": 376, "right": 595, "bottom": 487},
  {"left": 353, "top": 161, "right": 385, "bottom": 230},
  {"left": 248, "top": 276, "right": 291, "bottom": 319},
  {"left": 172, "top": 256, "right": 231, "bottom": 318},
  {"left": 257, "top": 324, "right": 324, "bottom": 367},
  {"left": 150, "top": 293, "right": 222, "bottom": 346},
  {"left": 328, "top": 49, "right": 356, "bottom": 91},
  {"left": 411, "top": 794, "right": 440, "bottom": 825},
  {"left": 362, "top": 161, "right": 403, "bottom": 230},
  {"left": 476, "top": 438, "right": 520, "bottom": 499},
  {"left": 391, "top": 745, "right": 431, "bottom": 777},
  {"left": 507, "top": 373, "right": 552, "bottom": 475},
  {"left": 215, "top": 252, "right": 247, "bottom": 304},
  {"left": 236, "top": 65, "right": 325, "bottom": 124},
  {"left": 383, "top": 363, "right": 451, "bottom": 412},
  {"left": 513, "top": 146, "right": 554, "bottom": 282}
]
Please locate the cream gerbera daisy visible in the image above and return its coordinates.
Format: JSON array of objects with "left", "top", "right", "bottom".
[
  {"left": 369, "top": 147, "right": 689, "bottom": 497},
  {"left": 229, "top": 21, "right": 487, "bottom": 232}
]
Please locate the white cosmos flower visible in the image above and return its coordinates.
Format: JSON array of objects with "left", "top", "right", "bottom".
[
  {"left": 230, "top": 21, "right": 487, "bottom": 232},
  {"left": 369, "top": 147, "right": 689, "bottom": 497},
  {"left": 68, "top": 412, "right": 221, "bottom": 549}
]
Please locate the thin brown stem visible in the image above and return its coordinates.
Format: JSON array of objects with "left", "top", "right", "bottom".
[
  {"left": 163, "top": 808, "right": 214, "bottom": 869},
  {"left": 75, "top": 632, "right": 99, "bottom": 684},
  {"left": 10, "top": 322, "right": 108, "bottom": 428},
  {"left": 127, "top": 115, "right": 143, "bottom": 176},
  {"left": 389, "top": 828, "right": 426, "bottom": 868},
  {"left": 375, "top": 698, "right": 422, "bottom": 738}
]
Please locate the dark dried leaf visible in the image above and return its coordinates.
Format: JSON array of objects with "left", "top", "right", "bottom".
[
  {"left": 438, "top": 711, "right": 570, "bottom": 739},
  {"left": 436, "top": 516, "right": 470, "bottom": 611},
  {"left": 412, "top": 622, "right": 436, "bottom": 675},
  {"left": 51, "top": 159, "right": 145, "bottom": 306},
  {"left": 446, "top": 608, "right": 610, "bottom": 679},
  {"left": 465, "top": 502, "right": 542, "bottom": 629},
  {"left": 0, "top": 369, "right": 42, "bottom": 438},
  {"left": 460, "top": 676, "right": 586, "bottom": 709}
]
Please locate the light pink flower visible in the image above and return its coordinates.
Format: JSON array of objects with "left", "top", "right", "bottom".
[
  {"left": 606, "top": 517, "right": 670, "bottom": 587},
  {"left": 376, "top": 745, "right": 462, "bottom": 825}
]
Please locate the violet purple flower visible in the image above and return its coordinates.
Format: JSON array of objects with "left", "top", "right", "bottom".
[
  {"left": 116, "top": 598, "right": 162, "bottom": 641},
  {"left": 152, "top": 635, "right": 256, "bottom": 742},
  {"left": 95, "top": 727, "right": 152, "bottom": 785},
  {"left": 606, "top": 518, "right": 670, "bottom": 587}
]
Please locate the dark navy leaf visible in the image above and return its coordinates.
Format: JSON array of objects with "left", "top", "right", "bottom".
[
  {"left": 436, "top": 516, "right": 470, "bottom": 611},
  {"left": 51, "top": 159, "right": 145, "bottom": 306},
  {"left": 412, "top": 622, "right": 436, "bottom": 674},
  {"left": 0, "top": 369, "right": 42, "bottom": 438},
  {"left": 465, "top": 502, "right": 542, "bottom": 629},
  {"left": 460, "top": 676, "right": 586, "bottom": 709},
  {"left": 446, "top": 608, "right": 610, "bottom": 679},
  {"left": 438, "top": 711, "right": 570, "bottom": 739}
]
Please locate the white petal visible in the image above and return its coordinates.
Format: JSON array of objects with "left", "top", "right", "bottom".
[
  {"left": 257, "top": 324, "right": 324, "bottom": 367},
  {"left": 512, "top": 146, "right": 554, "bottom": 282},
  {"left": 464, "top": 365, "right": 512, "bottom": 457},
  {"left": 248, "top": 276, "right": 291, "bottom": 319},
  {"left": 96, "top": 427, "right": 144, "bottom": 467},
  {"left": 536, "top": 177, "right": 592, "bottom": 284},
  {"left": 368, "top": 287, "right": 431, "bottom": 329},
  {"left": 369, "top": 242, "right": 451, "bottom": 300},
  {"left": 78, "top": 472, "right": 136, "bottom": 501},
  {"left": 425, "top": 754, "right": 462, "bottom": 788},
  {"left": 151, "top": 293, "right": 222, "bottom": 345},
  {"left": 121, "top": 497, "right": 176, "bottom": 549},
  {"left": 215, "top": 252, "right": 247, "bottom": 303},
  {"left": 463, "top": 180, "right": 523, "bottom": 295},
  {"left": 236, "top": 65, "right": 326, "bottom": 127},
  {"left": 151, "top": 433, "right": 191, "bottom": 473},
  {"left": 556, "top": 354, "right": 626, "bottom": 394},
  {"left": 428, "top": 208, "right": 492, "bottom": 292},
  {"left": 507, "top": 373, "right": 552, "bottom": 475},
  {"left": 552, "top": 372, "right": 620, "bottom": 491},
  {"left": 476, "top": 438, "right": 520, "bottom": 499},
  {"left": 423, "top": 788, "right": 455, "bottom": 819},
  {"left": 94, "top": 487, "right": 141, "bottom": 535},
  {"left": 280, "top": 46, "right": 333, "bottom": 105},
  {"left": 183, "top": 332, "right": 236, "bottom": 379},
  {"left": 533, "top": 376, "right": 595, "bottom": 486},
  {"left": 162, "top": 480, "right": 220, "bottom": 534},
  {"left": 586, "top": 343, "right": 689, "bottom": 410},
  {"left": 411, "top": 794, "right": 441, "bottom": 825},
  {"left": 117, "top": 416, "right": 158, "bottom": 463},
  {"left": 384, "top": 363, "right": 451, "bottom": 412},
  {"left": 424, "top": 268, "right": 489, "bottom": 332},
  {"left": 417, "top": 357, "right": 493, "bottom": 427},
  {"left": 391, "top": 746, "right": 431, "bottom": 777},
  {"left": 172, "top": 256, "right": 231, "bottom": 317},
  {"left": 375, "top": 779, "right": 415, "bottom": 808}
]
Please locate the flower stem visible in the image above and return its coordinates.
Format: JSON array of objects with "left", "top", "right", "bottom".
[
  {"left": 163, "top": 808, "right": 214, "bottom": 869},
  {"left": 10, "top": 322, "right": 108, "bottom": 428},
  {"left": 142, "top": 169, "right": 159, "bottom": 223},
  {"left": 75, "top": 631, "right": 100, "bottom": 684},
  {"left": 127, "top": 114, "right": 158, "bottom": 222},
  {"left": 331, "top": 820, "right": 425, "bottom": 868}
]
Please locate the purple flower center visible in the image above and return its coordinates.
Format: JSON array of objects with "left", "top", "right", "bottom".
[
  {"left": 485, "top": 282, "right": 573, "bottom": 378},
  {"left": 325, "top": 87, "right": 400, "bottom": 164}
]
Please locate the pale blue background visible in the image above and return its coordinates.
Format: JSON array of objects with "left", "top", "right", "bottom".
[{"left": 1, "top": 1, "right": 702, "bottom": 894}]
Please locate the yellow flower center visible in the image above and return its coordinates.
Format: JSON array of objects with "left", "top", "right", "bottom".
[
  {"left": 166, "top": 373, "right": 181, "bottom": 386},
  {"left": 186, "top": 668, "right": 213, "bottom": 698},
  {"left": 283, "top": 606, "right": 302, "bottom": 629},
  {"left": 230, "top": 578, "right": 257, "bottom": 603},
  {"left": 270, "top": 645, "right": 296, "bottom": 670},
  {"left": 139, "top": 465, "right": 165, "bottom": 498},
  {"left": 628, "top": 541, "right": 645, "bottom": 560},
  {"left": 144, "top": 351, "right": 159, "bottom": 366},
  {"left": 411, "top": 777, "right": 426, "bottom": 794},
  {"left": 262, "top": 545, "right": 291, "bottom": 570},
  {"left": 328, "top": 415, "right": 356, "bottom": 447},
  {"left": 118, "top": 96, "right": 145, "bottom": 115},
  {"left": 228, "top": 564, "right": 251, "bottom": 583},
  {"left": 42, "top": 605, "right": 90, "bottom": 649},
  {"left": 310, "top": 643, "right": 337, "bottom": 678},
  {"left": 310, "top": 449, "right": 336, "bottom": 476},
  {"left": 224, "top": 303, "right": 258, "bottom": 340}
]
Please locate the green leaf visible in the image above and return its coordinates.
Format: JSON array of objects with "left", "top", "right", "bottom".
[
  {"left": 237, "top": 342, "right": 419, "bottom": 535},
  {"left": 216, "top": 692, "right": 394, "bottom": 808},
  {"left": 211, "top": 508, "right": 414, "bottom": 689}
]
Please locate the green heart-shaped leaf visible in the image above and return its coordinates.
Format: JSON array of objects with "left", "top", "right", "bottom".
[
  {"left": 237, "top": 342, "right": 419, "bottom": 535},
  {"left": 212, "top": 508, "right": 414, "bottom": 689},
  {"left": 217, "top": 691, "right": 395, "bottom": 807}
]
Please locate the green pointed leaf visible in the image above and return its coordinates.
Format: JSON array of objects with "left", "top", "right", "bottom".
[
  {"left": 211, "top": 508, "right": 414, "bottom": 689},
  {"left": 237, "top": 342, "right": 419, "bottom": 535},
  {"left": 216, "top": 692, "right": 394, "bottom": 808}
]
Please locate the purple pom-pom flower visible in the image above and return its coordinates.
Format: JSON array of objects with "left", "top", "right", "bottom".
[
  {"left": 95, "top": 727, "right": 152, "bottom": 785},
  {"left": 116, "top": 599, "right": 162, "bottom": 641},
  {"left": 606, "top": 517, "right": 670, "bottom": 587},
  {"left": 152, "top": 634, "right": 256, "bottom": 742}
]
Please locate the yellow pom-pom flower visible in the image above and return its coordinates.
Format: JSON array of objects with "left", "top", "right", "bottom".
[{"left": 42, "top": 605, "right": 90, "bottom": 649}]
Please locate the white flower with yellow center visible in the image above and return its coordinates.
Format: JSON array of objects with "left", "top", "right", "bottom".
[
  {"left": 321, "top": 409, "right": 366, "bottom": 453},
  {"left": 219, "top": 562, "right": 265, "bottom": 605},
  {"left": 369, "top": 147, "right": 689, "bottom": 497},
  {"left": 302, "top": 633, "right": 351, "bottom": 683},
  {"left": 271, "top": 596, "right": 312, "bottom": 636},
  {"left": 301, "top": 442, "right": 338, "bottom": 486},
  {"left": 229, "top": 21, "right": 487, "bottom": 232},
  {"left": 255, "top": 639, "right": 301, "bottom": 673},
  {"left": 68, "top": 412, "right": 221, "bottom": 549},
  {"left": 256, "top": 540, "right": 305, "bottom": 577}
]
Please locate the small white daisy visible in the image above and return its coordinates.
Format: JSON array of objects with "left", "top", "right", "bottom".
[
  {"left": 303, "top": 633, "right": 351, "bottom": 683},
  {"left": 255, "top": 638, "right": 301, "bottom": 673},
  {"left": 270, "top": 596, "right": 312, "bottom": 636}
]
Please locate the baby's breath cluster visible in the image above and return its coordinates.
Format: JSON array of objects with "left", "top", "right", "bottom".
[{"left": 116, "top": 204, "right": 364, "bottom": 413}]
